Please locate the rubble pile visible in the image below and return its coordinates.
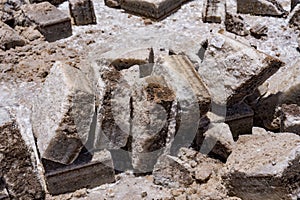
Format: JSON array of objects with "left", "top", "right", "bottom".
[{"left": 0, "top": 0, "right": 299, "bottom": 199}]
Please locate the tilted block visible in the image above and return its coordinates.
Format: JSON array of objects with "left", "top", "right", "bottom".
[
  {"left": 198, "top": 33, "right": 284, "bottom": 106},
  {"left": 22, "top": 2, "right": 72, "bottom": 42},
  {"left": 32, "top": 62, "right": 95, "bottom": 165}
]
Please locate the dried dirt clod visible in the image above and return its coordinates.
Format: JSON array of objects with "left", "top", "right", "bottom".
[{"left": 222, "top": 133, "right": 300, "bottom": 200}]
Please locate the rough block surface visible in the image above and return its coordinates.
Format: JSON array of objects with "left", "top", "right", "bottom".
[
  {"left": 222, "top": 133, "right": 300, "bottom": 200},
  {"left": 22, "top": 2, "right": 72, "bottom": 42},
  {"left": 0, "top": 21, "right": 25, "bottom": 50},
  {"left": 32, "top": 62, "right": 95, "bottom": 165},
  {"left": 198, "top": 33, "right": 284, "bottom": 106},
  {"left": 0, "top": 108, "right": 45, "bottom": 199},
  {"left": 69, "top": 0, "right": 97, "bottom": 25}
]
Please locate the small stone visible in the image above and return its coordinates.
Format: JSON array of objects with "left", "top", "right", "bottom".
[
  {"left": 252, "top": 126, "right": 272, "bottom": 135},
  {"left": 202, "top": 0, "right": 226, "bottom": 23},
  {"left": 153, "top": 155, "right": 194, "bottom": 188},
  {"left": 289, "top": 3, "right": 300, "bottom": 29},
  {"left": 210, "top": 35, "right": 225, "bottom": 48},
  {"left": 0, "top": 187, "right": 9, "bottom": 200},
  {"left": 250, "top": 24, "right": 268, "bottom": 39},
  {"left": 225, "top": 13, "right": 249, "bottom": 36},
  {"left": 20, "top": 26, "right": 44, "bottom": 41},
  {"left": 105, "top": 0, "right": 120, "bottom": 8},
  {"left": 200, "top": 122, "right": 235, "bottom": 161},
  {"left": 21, "top": 2, "right": 72, "bottom": 42},
  {"left": 141, "top": 191, "right": 147, "bottom": 198},
  {"left": 69, "top": 0, "right": 97, "bottom": 25},
  {"left": 237, "top": 0, "right": 287, "bottom": 16},
  {"left": 71, "top": 188, "right": 87, "bottom": 198},
  {"left": 280, "top": 104, "right": 300, "bottom": 134},
  {"left": 0, "top": 21, "right": 25, "bottom": 50}
]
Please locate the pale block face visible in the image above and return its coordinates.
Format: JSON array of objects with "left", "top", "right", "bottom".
[
  {"left": 32, "top": 62, "right": 95, "bottom": 165},
  {"left": 120, "top": 0, "right": 185, "bottom": 19},
  {"left": 22, "top": 2, "right": 72, "bottom": 42},
  {"left": 223, "top": 133, "right": 300, "bottom": 200},
  {"left": 153, "top": 55, "right": 211, "bottom": 116},
  {"left": 198, "top": 34, "right": 284, "bottom": 106}
]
